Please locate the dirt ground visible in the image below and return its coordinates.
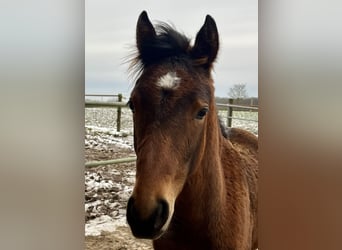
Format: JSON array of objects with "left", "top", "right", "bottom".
[
  {"left": 85, "top": 227, "right": 152, "bottom": 250},
  {"left": 85, "top": 141, "right": 153, "bottom": 250}
]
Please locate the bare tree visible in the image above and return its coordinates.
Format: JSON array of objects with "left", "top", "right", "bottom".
[{"left": 228, "top": 83, "right": 248, "bottom": 99}]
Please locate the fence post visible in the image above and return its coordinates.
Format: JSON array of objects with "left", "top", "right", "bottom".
[
  {"left": 116, "top": 94, "right": 122, "bottom": 132},
  {"left": 227, "top": 98, "right": 233, "bottom": 127}
]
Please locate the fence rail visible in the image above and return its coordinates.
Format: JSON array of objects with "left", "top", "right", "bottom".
[
  {"left": 85, "top": 94, "right": 121, "bottom": 97},
  {"left": 85, "top": 101, "right": 127, "bottom": 108},
  {"left": 216, "top": 103, "right": 259, "bottom": 110},
  {"left": 85, "top": 157, "right": 137, "bottom": 168}
]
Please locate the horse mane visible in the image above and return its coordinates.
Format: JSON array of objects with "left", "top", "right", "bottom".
[
  {"left": 219, "top": 118, "right": 230, "bottom": 139},
  {"left": 128, "top": 23, "right": 191, "bottom": 79}
]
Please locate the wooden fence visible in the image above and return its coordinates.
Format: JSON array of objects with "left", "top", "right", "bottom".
[
  {"left": 85, "top": 94, "right": 125, "bottom": 132},
  {"left": 85, "top": 95, "right": 258, "bottom": 167},
  {"left": 216, "top": 98, "right": 258, "bottom": 127},
  {"left": 85, "top": 156, "right": 137, "bottom": 168}
]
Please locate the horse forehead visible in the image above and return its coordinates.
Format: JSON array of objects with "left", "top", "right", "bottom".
[
  {"left": 136, "top": 69, "right": 188, "bottom": 97},
  {"left": 156, "top": 72, "right": 181, "bottom": 90},
  {"left": 134, "top": 67, "right": 210, "bottom": 102}
]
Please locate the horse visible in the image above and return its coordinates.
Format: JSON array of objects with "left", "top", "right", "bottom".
[{"left": 126, "top": 11, "right": 258, "bottom": 250}]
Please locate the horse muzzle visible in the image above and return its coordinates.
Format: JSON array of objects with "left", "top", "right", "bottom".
[{"left": 126, "top": 196, "right": 170, "bottom": 239}]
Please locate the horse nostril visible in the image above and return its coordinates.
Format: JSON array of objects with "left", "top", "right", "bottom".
[{"left": 153, "top": 199, "right": 169, "bottom": 230}]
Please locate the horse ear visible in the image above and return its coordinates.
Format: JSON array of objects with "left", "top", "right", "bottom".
[
  {"left": 136, "top": 11, "right": 156, "bottom": 54},
  {"left": 191, "top": 15, "right": 219, "bottom": 68}
]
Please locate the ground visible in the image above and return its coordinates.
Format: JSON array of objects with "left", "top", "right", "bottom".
[
  {"left": 85, "top": 145, "right": 153, "bottom": 250},
  {"left": 85, "top": 120, "right": 153, "bottom": 249}
]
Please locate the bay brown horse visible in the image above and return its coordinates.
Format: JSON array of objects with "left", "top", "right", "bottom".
[{"left": 126, "top": 11, "right": 258, "bottom": 250}]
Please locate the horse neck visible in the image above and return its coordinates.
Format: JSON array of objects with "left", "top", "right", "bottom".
[{"left": 175, "top": 103, "right": 227, "bottom": 228}]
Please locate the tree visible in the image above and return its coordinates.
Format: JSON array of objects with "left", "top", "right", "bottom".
[{"left": 228, "top": 83, "right": 248, "bottom": 100}]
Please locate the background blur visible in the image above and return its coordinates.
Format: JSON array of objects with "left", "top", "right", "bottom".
[{"left": 1, "top": 0, "right": 341, "bottom": 249}]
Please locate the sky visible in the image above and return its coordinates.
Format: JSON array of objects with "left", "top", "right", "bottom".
[{"left": 85, "top": 0, "right": 258, "bottom": 98}]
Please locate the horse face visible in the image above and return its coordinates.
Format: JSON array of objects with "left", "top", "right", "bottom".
[
  {"left": 126, "top": 10, "right": 218, "bottom": 240},
  {"left": 126, "top": 65, "right": 211, "bottom": 239}
]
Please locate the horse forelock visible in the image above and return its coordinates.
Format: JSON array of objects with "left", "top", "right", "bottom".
[
  {"left": 128, "top": 22, "right": 209, "bottom": 82},
  {"left": 141, "top": 23, "right": 189, "bottom": 61}
]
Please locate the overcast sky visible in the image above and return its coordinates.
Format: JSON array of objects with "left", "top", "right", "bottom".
[{"left": 85, "top": 0, "right": 257, "bottom": 98}]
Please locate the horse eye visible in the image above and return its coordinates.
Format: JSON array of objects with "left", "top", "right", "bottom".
[
  {"left": 127, "top": 100, "right": 135, "bottom": 113},
  {"left": 196, "top": 107, "right": 209, "bottom": 119}
]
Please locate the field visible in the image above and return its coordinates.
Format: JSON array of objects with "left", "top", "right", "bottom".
[{"left": 85, "top": 107, "right": 258, "bottom": 249}]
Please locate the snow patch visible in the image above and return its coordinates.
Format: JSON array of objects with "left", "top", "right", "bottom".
[
  {"left": 85, "top": 215, "right": 127, "bottom": 236},
  {"left": 85, "top": 125, "right": 133, "bottom": 150}
]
